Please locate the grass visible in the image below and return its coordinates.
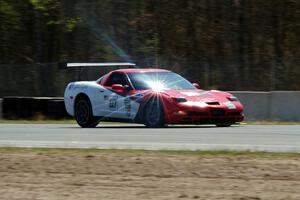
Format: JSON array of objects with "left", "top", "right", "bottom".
[
  {"left": 241, "top": 121, "right": 300, "bottom": 125},
  {"left": 0, "top": 119, "right": 76, "bottom": 124},
  {"left": 0, "top": 147, "right": 299, "bottom": 158}
]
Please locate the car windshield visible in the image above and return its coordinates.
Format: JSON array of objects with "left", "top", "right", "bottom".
[{"left": 128, "top": 72, "right": 196, "bottom": 90}]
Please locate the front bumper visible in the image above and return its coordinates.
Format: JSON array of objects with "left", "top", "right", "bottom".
[{"left": 164, "top": 103, "right": 244, "bottom": 124}]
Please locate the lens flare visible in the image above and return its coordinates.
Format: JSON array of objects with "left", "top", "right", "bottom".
[{"left": 148, "top": 81, "right": 165, "bottom": 92}]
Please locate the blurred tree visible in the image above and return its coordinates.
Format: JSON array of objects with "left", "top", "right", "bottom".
[{"left": 0, "top": 0, "right": 300, "bottom": 96}]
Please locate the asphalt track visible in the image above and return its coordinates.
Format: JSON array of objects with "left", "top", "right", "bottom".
[{"left": 0, "top": 123, "right": 300, "bottom": 152}]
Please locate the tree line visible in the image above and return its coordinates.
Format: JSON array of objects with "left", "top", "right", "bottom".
[{"left": 0, "top": 0, "right": 299, "bottom": 96}]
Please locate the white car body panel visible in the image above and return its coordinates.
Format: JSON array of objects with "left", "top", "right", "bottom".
[{"left": 64, "top": 81, "right": 140, "bottom": 119}]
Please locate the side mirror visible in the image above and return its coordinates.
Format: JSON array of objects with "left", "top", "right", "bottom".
[
  {"left": 192, "top": 83, "right": 200, "bottom": 89},
  {"left": 111, "top": 84, "right": 126, "bottom": 94}
]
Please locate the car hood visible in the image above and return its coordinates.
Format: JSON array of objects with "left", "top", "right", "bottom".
[{"left": 161, "top": 89, "right": 232, "bottom": 102}]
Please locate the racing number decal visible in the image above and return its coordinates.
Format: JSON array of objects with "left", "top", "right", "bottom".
[{"left": 109, "top": 96, "right": 118, "bottom": 110}]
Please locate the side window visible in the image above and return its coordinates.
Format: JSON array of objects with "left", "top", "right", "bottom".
[
  {"left": 105, "top": 72, "right": 128, "bottom": 86},
  {"left": 96, "top": 76, "right": 104, "bottom": 84}
]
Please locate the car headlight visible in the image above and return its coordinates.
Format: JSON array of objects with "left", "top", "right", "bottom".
[
  {"left": 227, "top": 96, "right": 239, "bottom": 101},
  {"left": 183, "top": 101, "right": 208, "bottom": 108},
  {"left": 173, "top": 97, "right": 187, "bottom": 103}
]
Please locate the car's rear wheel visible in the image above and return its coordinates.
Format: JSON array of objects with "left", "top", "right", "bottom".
[
  {"left": 75, "top": 96, "right": 99, "bottom": 128},
  {"left": 144, "top": 97, "right": 164, "bottom": 128}
]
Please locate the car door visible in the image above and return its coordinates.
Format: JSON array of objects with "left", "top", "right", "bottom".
[{"left": 102, "top": 72, "right": 133, "bottom": 119}]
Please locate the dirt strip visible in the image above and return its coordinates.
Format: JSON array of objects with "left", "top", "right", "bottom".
[{"left": 0, "top": 149, "right": 300, "bottom": 200}]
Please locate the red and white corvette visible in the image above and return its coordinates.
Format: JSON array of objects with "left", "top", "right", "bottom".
[{"left": 64, "top": 63, "right": 244, "bottom": 128}]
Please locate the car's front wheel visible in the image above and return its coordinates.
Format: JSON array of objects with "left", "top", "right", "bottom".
[
  {"left": 143, "top": 97, "right": 164, "bottom": 128},
  {"left": 215, "top": 123, "right": 233, "bottom": 127},
  {"left": 75, "top": 96, "right": 99, "bottom": 128}
]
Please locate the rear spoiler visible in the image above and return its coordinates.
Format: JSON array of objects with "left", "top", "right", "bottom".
[
  {"left": 60, "top": 62, "right": 136, "bottom": 80},
  {"left": 66, "top": 62, "right": 136, "bottom": 67}
]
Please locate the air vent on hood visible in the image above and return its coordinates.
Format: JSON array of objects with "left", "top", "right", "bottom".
[{"left": 206, "top": 102, "right": 220, "bottom": 105}]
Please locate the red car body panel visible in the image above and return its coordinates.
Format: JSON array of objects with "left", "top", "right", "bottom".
[
  {"left": 100, "top": 68, "right": 244, "bottom": 125},
  {"left": 159, "top": 90, "right": 244, "bottom": 124}
]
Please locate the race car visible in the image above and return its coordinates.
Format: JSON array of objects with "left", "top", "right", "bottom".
[{"left": 64, "top": 63, "right": 244, "bottom": 128}]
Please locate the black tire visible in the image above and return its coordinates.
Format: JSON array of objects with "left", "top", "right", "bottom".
[
  {"left": 215, "top": 123, "right": 232, "bottom": 127},
  {"left": 143, "top": 97, "right": 164, "bottom": 128},
  {"left": 75, "top": 96, "right": 99, "bottom": 128}
]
